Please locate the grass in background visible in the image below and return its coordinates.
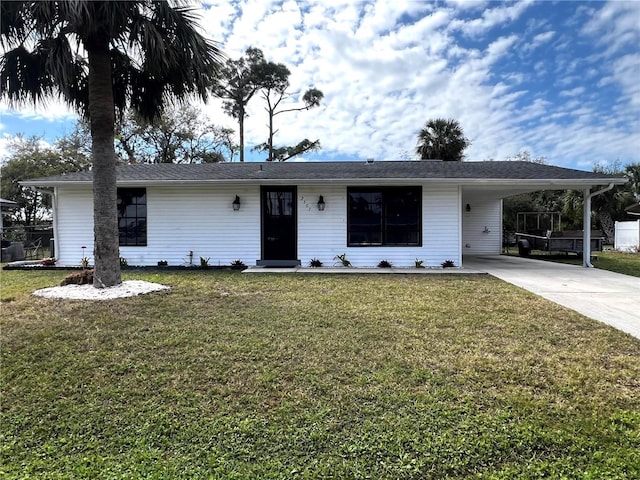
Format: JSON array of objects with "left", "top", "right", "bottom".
[
  {"left": 593, "top": 250, "right": 640, "bottom": 277},
  {"left": 1, "top": 269, "right": 639, "bottom": 479}
]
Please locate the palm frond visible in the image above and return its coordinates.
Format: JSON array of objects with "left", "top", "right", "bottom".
[
  {"left": 0, "top": 44, "right": 55, "bottom": 105},
  {"left": 2, "top": 0, "right": 225, "bottom": 122},
  {"left": 416, "top": 118, "right": 470, "bottom": 161},
  {"left": 1, "top": 1, "right": 28, "bottom": 48},
  {"left": 29, "top": 0, "right": 61, "bottom": 37}
]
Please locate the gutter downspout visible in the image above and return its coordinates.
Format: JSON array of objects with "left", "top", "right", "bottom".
[
  {"left": 35, "top": 187, "right": 57, "bottom": 259},
  {"left": 583, "top": 183, "right": 614, "bottom": 267}
]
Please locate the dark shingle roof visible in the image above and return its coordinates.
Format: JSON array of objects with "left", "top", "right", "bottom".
[{"left": 22, "top": 160, "right": 626, "bottom": 185}]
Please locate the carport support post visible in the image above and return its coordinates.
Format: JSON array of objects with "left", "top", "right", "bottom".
[
  {"left": 583, "top": 188, "right": 592, "bottom": 268},
  {"left": 583, "top": 183, "right": 615, "bottom": 268}
]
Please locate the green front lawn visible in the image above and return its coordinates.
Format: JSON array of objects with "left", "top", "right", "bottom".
[{"left": 1, "top": 270, "right": 639, "bottom": 479}]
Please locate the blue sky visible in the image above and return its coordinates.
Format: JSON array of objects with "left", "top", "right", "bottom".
[{"left": 1, "top": 0, "right": 638, "bottom": 170}]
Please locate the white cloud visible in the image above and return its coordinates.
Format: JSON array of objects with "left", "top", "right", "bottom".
[
  {"left": 445, "top": 0, "right": 489, "bottom": 11},
  {"left": 581, "top": 0, "right": 640, "bottom": 56},
  {"left": 0, "top": 99, "right": 78, "bottom": 162},
  {"left": 524, "top": 30, "right": 555, "bottom": 52},
  {"left": 611, "top": 53, "right": 640, "bottom": 109},
  {"left": 448, "top": 0, "right": 535, "bottom": 38},
  {"left": 200, "top": 1, "right": 239, "bottom": 44},
  {"left": 0, "top": 99, "right": 77, "bottom": 122},
  {"left": 559, "top": 87, "right": 586, "bottom": 97}
]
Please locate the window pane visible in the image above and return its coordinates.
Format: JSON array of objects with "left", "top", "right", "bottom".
[
  {"left": 348, "top": 191, "right": 383, "bottom": 245},
  {"left": 348, "top": 187, "right": 421, "bottom": 246},
  {"left": 385, "top": 188, "right": 420, "bottom": 245},
  {"left": 117, "top": 188, "right": 147, "bottom": 247},
  {"left": 266, "top": 191, "right": 294, "bottom": 217},
  {"left": 125, "top": 204, "right": 137, "bottom": 217}
]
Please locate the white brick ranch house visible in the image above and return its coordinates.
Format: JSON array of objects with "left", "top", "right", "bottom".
[{"left": 22, "top": 160, "right": 626, "bottom": 268}]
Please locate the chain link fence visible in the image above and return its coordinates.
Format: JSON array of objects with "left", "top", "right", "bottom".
[{"left": 1, "top": 224, "right": 53, "bottom": 262}]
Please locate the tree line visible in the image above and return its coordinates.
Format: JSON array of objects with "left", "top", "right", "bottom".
[
  {"left": 502, "top": 153, "right": 639, "bottom": 243},
  {"left": 1, "top": 115, "right": 468, "bottom": 228}
]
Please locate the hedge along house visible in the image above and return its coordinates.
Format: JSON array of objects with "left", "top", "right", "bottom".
[{"left": 21, "top": 160, "right": 627, "bottom": 268}]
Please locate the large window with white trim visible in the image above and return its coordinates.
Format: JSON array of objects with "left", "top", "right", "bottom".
[
  {"left": 117, "top": 188, "right": 147, "bottom": 246},
  {"left": 347, "top": 187, "right": 421, "bottom": 246}
]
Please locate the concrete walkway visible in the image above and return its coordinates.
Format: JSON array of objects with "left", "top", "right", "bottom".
[{"left": 464, "top": 255, "right": 640, "bottom": 340}]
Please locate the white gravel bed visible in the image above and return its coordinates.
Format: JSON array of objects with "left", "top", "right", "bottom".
[{"left": 32, "top": 280, "right": 170, "bottom": 300}]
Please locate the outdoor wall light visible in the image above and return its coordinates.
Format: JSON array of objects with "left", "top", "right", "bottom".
[
  {"left": 466, "top": 203, "right": 471, "bottom": 212},
  {"left": 317, "top": 195, "right": 326, "bottom": 211},
  {"left": 232, "top": 195, "right": 241, "bottom": 211}
]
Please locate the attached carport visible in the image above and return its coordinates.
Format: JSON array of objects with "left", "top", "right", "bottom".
[
  {"left": 465, "top": 255, "right": 640, "bottom": 340},
  {"left": 460, "top": 172, "right": 627, "bottom": 267}
]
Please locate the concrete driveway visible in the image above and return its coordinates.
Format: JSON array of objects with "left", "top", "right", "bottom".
[{"left": 464, "top": 255, "right": 640, "bottom": 340}]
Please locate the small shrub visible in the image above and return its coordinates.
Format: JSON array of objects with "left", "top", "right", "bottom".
[
  {"left": 309, "top": 258, "right": 323, "bottom": 268},
  {"left": 200, "top": 256, "right": 210, "bottom": 268},
  {"left": 334, "top": 253, "right": 352, "bottom": 267},
  {"left": 441, "top": 259, "right": 456, "bottom": 268},
  {"left": 157, "top": 260, "right": 168, "bottom": 267},
  {"left": 231, "top": 259, "right": 246, "bottom": 270},
  {"left": 377, "top": 260, "right": 392, "bottom": 268},
  {"left": 120, "top": 257, "right": 128, "bottom": 268},
  {"left": 414, "top": 258, "right": 424, "bottom": 268},
  {"left": 80, "top": 257, "right": 90, "bottom": 269}
]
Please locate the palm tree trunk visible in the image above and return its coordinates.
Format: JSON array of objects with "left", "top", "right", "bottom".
[
  {"left": 86, "top": 37, "right": 121, "bottom": 288},
  {"left": 596, "top": 210, "right": 615, "bottom": 245}
]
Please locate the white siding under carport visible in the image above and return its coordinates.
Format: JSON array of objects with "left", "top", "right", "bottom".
[{"left": 461, "top": 195, "right": 502, "bottom": 255}]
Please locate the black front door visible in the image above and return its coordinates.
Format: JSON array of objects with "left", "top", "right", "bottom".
[{"left": 262, "top": 187, "right": 297, "bottom": 262}]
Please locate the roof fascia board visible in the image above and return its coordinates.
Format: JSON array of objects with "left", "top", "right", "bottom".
[
  {"left": 20, "top": 180, "right": 90, "bottom": 187},
  {"left": 21, "top": 177, "right": 627, "bottom": 188}
]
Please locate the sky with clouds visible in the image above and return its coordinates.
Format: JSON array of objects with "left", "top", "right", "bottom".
[{"left": 0, "top": 0, "right": 638, "bottom": 170}]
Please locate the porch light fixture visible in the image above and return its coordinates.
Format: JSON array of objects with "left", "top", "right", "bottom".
[
  {"left": 317, "top": 195, "right": 326, "bottom": 211},
  {"left": 232, "top": 195, "right": 241, "bottom": 211},
  {"left": 466, "top": 203, "right": 471, "bottom": 212}
]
